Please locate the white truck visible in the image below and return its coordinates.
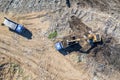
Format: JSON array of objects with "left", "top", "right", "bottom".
[{"left": 3, "top": 17, "right": 25, "bottom": 34}]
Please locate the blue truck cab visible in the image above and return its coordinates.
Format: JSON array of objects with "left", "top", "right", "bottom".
[
  {"left": 55, "top": 41, "right": 68, "bottom": 55},
  {"left": 15, "top": 24, "right": 25, "bottom": 33},
  {"left": 55, "top": 42, "right": 64, "bottom": 51}
]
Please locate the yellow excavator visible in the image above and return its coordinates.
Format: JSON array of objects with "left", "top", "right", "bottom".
[{"left": 83, "top": 31, "right": 102, "bottom": 47}]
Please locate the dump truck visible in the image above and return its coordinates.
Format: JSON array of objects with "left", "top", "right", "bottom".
[
  {"left": 55, "top": 36, "right": 80, "bottom": 51},
  {"left": 3, "top": 17, "right": 25, "bottom": 34},
  {"left": 55, "top": 40, "right": 81, "bottom": 55}
]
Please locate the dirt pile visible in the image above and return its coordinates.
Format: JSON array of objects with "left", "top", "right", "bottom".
[{"left": 69, "top": 16, "right": 91, "bottom": 35}]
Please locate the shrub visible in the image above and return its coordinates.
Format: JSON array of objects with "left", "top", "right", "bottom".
[{"left": 48, "top": 31, "right": 57, "bottom": 39}]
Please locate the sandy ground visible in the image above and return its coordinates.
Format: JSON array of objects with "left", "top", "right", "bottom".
[{"left": 0, "top": 11, "right": 90, "bottom": 80}]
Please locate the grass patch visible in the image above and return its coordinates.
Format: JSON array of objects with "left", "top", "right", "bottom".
[{"left": 48, "top": 31, "right": 57, "bottom": 39}]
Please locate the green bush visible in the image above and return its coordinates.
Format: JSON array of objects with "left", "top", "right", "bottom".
[{"left": 48, "top": 31, "right": 57, "bottom": 39}]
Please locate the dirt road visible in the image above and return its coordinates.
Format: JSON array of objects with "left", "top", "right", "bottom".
[{"left": 0, "top": 11, "right": 91, "bottom": 80}]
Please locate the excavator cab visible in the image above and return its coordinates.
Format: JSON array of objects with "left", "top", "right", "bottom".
[
  {"left": 95, "top": 34, "right": 101, "bottom": 42},
  {"left": 87, "top": 33, "right": 102, "bottom": 47}
]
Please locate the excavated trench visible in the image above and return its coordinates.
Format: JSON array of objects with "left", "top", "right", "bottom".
[{"left": 62, "top": 15, "right": 120, "bottom": 79}]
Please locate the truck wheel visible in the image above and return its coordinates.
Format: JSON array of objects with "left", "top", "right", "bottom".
[{"left": 1, "top": 23, "right": 4, "bottom": 26}]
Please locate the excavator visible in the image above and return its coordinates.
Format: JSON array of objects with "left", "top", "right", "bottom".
[{"left": 84, "top": 31, "right": 102, "bottom": 47}]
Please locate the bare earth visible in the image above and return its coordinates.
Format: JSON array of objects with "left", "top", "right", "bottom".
[{"left": 0, "top": 11, "right": 90, "bottom": 80}]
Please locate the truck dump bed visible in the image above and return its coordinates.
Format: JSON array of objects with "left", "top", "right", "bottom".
[
  {"left": 3, "top": 18, "right": 17, "bottom": 30},
  {"left": 61, "top": 35, "right": 78, "bottom": 48}
]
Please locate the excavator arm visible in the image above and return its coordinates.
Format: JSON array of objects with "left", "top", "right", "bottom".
[{"left": 66, "top": 38, "right": 81, "bottom": 43}]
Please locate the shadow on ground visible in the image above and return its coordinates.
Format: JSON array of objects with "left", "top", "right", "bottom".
[
  {"left": 58, "top": 43, "right": 82, "bottom": 55},
  {"left": 58, "top": 40, "right": 104, "bottom": 56},
  {"left": 9, "top": 27, "right": 32, "bottom": 39}
]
